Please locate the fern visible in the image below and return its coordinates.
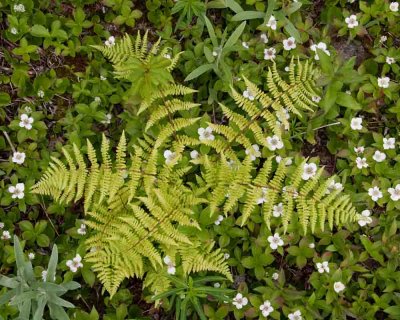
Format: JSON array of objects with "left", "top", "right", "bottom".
[
  {"left": 202, "top": 58, "right": 320, "bottom": 158},
  {"left": 32, "top": 134, "right": 231, "bottom": 297},
  {"left": 92, "top": 31, "right": 180, "bottom": 100},
  {"left": 33, "top": 40, "right": 361, "bottom": 298}
]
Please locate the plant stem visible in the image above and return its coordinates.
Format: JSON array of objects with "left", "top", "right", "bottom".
[{"left": 2, "top": 130, "right": 16, "bottom": 153}]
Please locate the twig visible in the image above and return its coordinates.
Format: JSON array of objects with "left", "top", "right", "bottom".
[{"left": 2, "top": 130, "right": 16, "bottom": 153}]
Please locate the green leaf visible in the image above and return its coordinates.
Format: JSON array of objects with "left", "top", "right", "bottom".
[
  {"left": 204, "top": 15, "right": 218, "bottom": 48},
  {"left": 0, "top": 275, "right": 19, "bottom": 288},
  {"left": 13, "top": 236, "right": 26, "bottom": 271},
  {"left": 31, "top": 24, "right": 51, "bottom": 37},
  {"left": 384, "top": 306, "right": 400, "bottom": 317},
  {"left": 335, "top": 92, "right": 362, "bottom": 110},
  {"left": 231, "top": 11, "right": 265, "bottom": 21},
  {"left": 0, "top": 92, "right": 11, "bottom": 106},
  {"left": 185, "top": 64, "right": 214, "bottom": 81},
  {"left": 37, "top": 234, "right": 50, "bottom": 247},
  {"left": 223, "top": 21, "right": 246, "bottom": 49},
  {"left": 47, "top": 244, "right": 58, "bottom": 282},
  {"left": 317, "top": 49, "right": 334, "bottom": 75}
]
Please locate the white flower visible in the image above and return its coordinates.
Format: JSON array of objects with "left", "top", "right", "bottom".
[
  {"left": 8, "top": 183, "right": 25, "bottom": 199},
  {"left": 257, "top": 187, "right": 268, "bottom": 204},
  {"left": 285, "top": 66, "right": 290, "bottom": 72},
  {"left": 163, "top": 53, "right": 171, "bottom": 59},
  {"left": 190, "top": 150, "right": 199, "bottom": 159},
  {"left": 326, "top": 180, "right": 343, "bottom": 194},
  {"left": 266, "top": 15, "right": 277, "bottom": 30},
  {"left": 0, "top": 222, "right": 4, "bottom": 229},
  {"left": 268, "top": 233, "right": 284, "bottom": 250},
  {"left": 100, "top": 75, "right": 107, "bottom": 81},
  {"left": 312, "top": 95, "right": 321, "bottom": 103},
  {"left": 223, "top": 253, "right": 230, "bottom": 260},
  {"left": 163, "top": 256, "right": 176, "bottom": 274},
  {"left": 390, "top": 2, "right": 399, "bottom": 12},
  {"left": 302, "top": 163, "right": 317, "bottom": 180},
  {"left": 310, "top": 42, "right": 330, "bottom": 60},
  {"left": 101, "top": 113, "right": 112, "bottom": 125},
  {"left": 242, "top": 42, "right": 249, "bottom": 49},
  {"left": 66, "top": 254, "right": 83, "bottom": 273},
  {"left": 356, "top": 157, "right": 368, "bottom": 169},
  {"left": 346, "top": 90, "right": 352, "bottom": 95},
  {"left": 316, "top": 261, "right": 330, "bottom": 273},
  {"left": 214, "top": 282, "right": 221, "bottom": 288},
  {"left": 383, "top": 137, "right": 396, "bottom": 150},
  {"left": 358, "top": 210, "right": 372, "bottom": 226},
  {"left": 28, "top": 252, "right": 35, "bottom": 260},
  {"left": 14, "top": 4, "right": 25, "bottom": 12},
  {"left": 259, "top": 300, "right": 274, "bottom": 317},
  {"left": 378, "top": 77, "right": 390, "bottom": 88},
  {"left": 380, "top": 35, "right": 387, "bottom": 43},
  {"left": 345, "top": 15, "right": 358, "bottom": 28},
  {"left": 94, "top": 96, "right": 101, "bottom": 103},
  {"left": 283, "top": 37, "right": 296, "bottom": 50},
  {"left": 243, "top": 88, "right": 255, "bottom": 101},
  {"left": 198, "top": 126, "right": 215, "bottom": 141},
  {"left": 10, "top": 27, "right": 18, "bottom": 35},
  {"left": 12, "top": 152, "right": 26, "bottom": 165},
  {"left": 368, "top": 186, "right": 383, "bottom": 202},
  {"left": 163, "top": 150, "right": 176, "bottom": 164},
  {"left": 212, "top": 50, "right": 218, "bottom": 57},
  {"left": 350, "top": 117, "right": 363, "bottom": 130},
  {"left": 246, "top": 144, "right": 261, "bottom": 161},
  {"left": 1, "top": 231, "right": 11, "bottom": 240},
  {"left": 277, "top": 108, "right": 290, "bottom": 123},
  {"left": 288, "top": 310, "right": 303, "bottom": 320},
  {"left": 333, "top": 281, "right": 345, "bottom": 293},
  {"left": 77, "top": 224, "right": 86, "bottom": 235},
  {"left": 386, "top": 57, "right": 395, "bottom": 65},
  {"left": 309, "top": 243, "right": 315, "bottom": 249},
  {"left": 264, "top": 48, "right": 276, "bottom": 60},
  {"left": 266, "top": 135, "right": 284, "bottom": 151},
  {"left": 232, "top": 293, "right": 248, "bottom": 309},
  {"left": 260, "top": 33, "right": 268, "bottom": 44},
  {"left": 214, "top": 215, "right": 224, "bottom": 225},
  {"left": 19, "top": 114, "right": 34, "bottom": 130},
  {"left": 272, "top": 203, "right": 284, "bottom": 217},
  {"left": 354, "top": 146, "right": 365, "bottom": 153},
  {"left": 372, "top": 150, "right": 386, "bottom": 162},
  {"left": 105, "top": 36, "right": 115, "bottom": 47},
  {"left": 37, "top": 90, "right": 44, "bottom": 98},
  {"left": 388, "top": 184, "right": 400, "bottom": 201},
  {"left": 272, "top": 272, "right": 279, "bottom": 280}
]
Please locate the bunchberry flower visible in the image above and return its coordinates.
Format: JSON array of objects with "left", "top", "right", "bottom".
[
  {"left": 302, "top": 163, "right": 317, "bottom": 180},
  {"left": 372, "top": 150, "right": 386, "bottom": 162},
  {"left": 268, "top": 233, "right": 284, "bottom": 250},
  {"left": 350, "top": 117, "right": 362, "bottom": 130},
  {"left": 232, "top": 293, "right": 248, "bottom": 309},
  {"left": 266, "top": 135, "right": 283, "bottom": 151},
  {"left": 368, "top": 186, "right": 383, "bottom": 202},
  {"left": 19, "top": 114, "right": 34, "bottom": 130},
  {"left": 66, "top": 254, "right": 83, "bottom": 273},
  {"left": 198, "top": 127, "right": 215, "bottom": 141},
  {"left": 333, "top": 281, "right": 345, "bottom": 293},
  {"left": 12, "top": 152, "right": 26, "bottom": 165},
  {"left": 358, "top": 210, "right": 372, "bottom": 226},
  {"left": 283, "top": 37, "right": 296, "bottom": 50},
  {"left": 383, "top": 137, "right": 396, "bottom": 150},
  {"left": 345, "top": 15, "right": 358, "bottom": 28},
  {"left": 8, "top": 183, "right": 25, "bottom": 199},
  {"left": 378, "top": 77, "right": 390, "bottom": 88},
  {"left": 388, "top": 184, "right": 400, "bottom": 201},
  {"left": 356, "top": 157, "right": 368, "bottom": 169},
  {"left": 163, "top": 256, "right": 176, "bottom": 274},
  {"left": 288, "top": 310, "right": 303, "bottom": 320},
  {"left": 259, "top": 300, "right": 274, "bottom": 317},
  {"left": 246, "top": 144, "right": 261, "bottom": 161}
]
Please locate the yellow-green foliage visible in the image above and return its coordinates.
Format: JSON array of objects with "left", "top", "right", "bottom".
[
  {"left": 92, "top": 31, "right": 182, "bottom": 100},
  {"left": 201, "top": 59, "right": 320, "bottom": 160},
  {"left": 32, "top": 133, "right": 232, "bottom": 297},
  {"left": 199, "top": 155, "right": 359, "bottom": 234},
  {"left": 32, "top": 35, "right": 361, "bottom": 298}
]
